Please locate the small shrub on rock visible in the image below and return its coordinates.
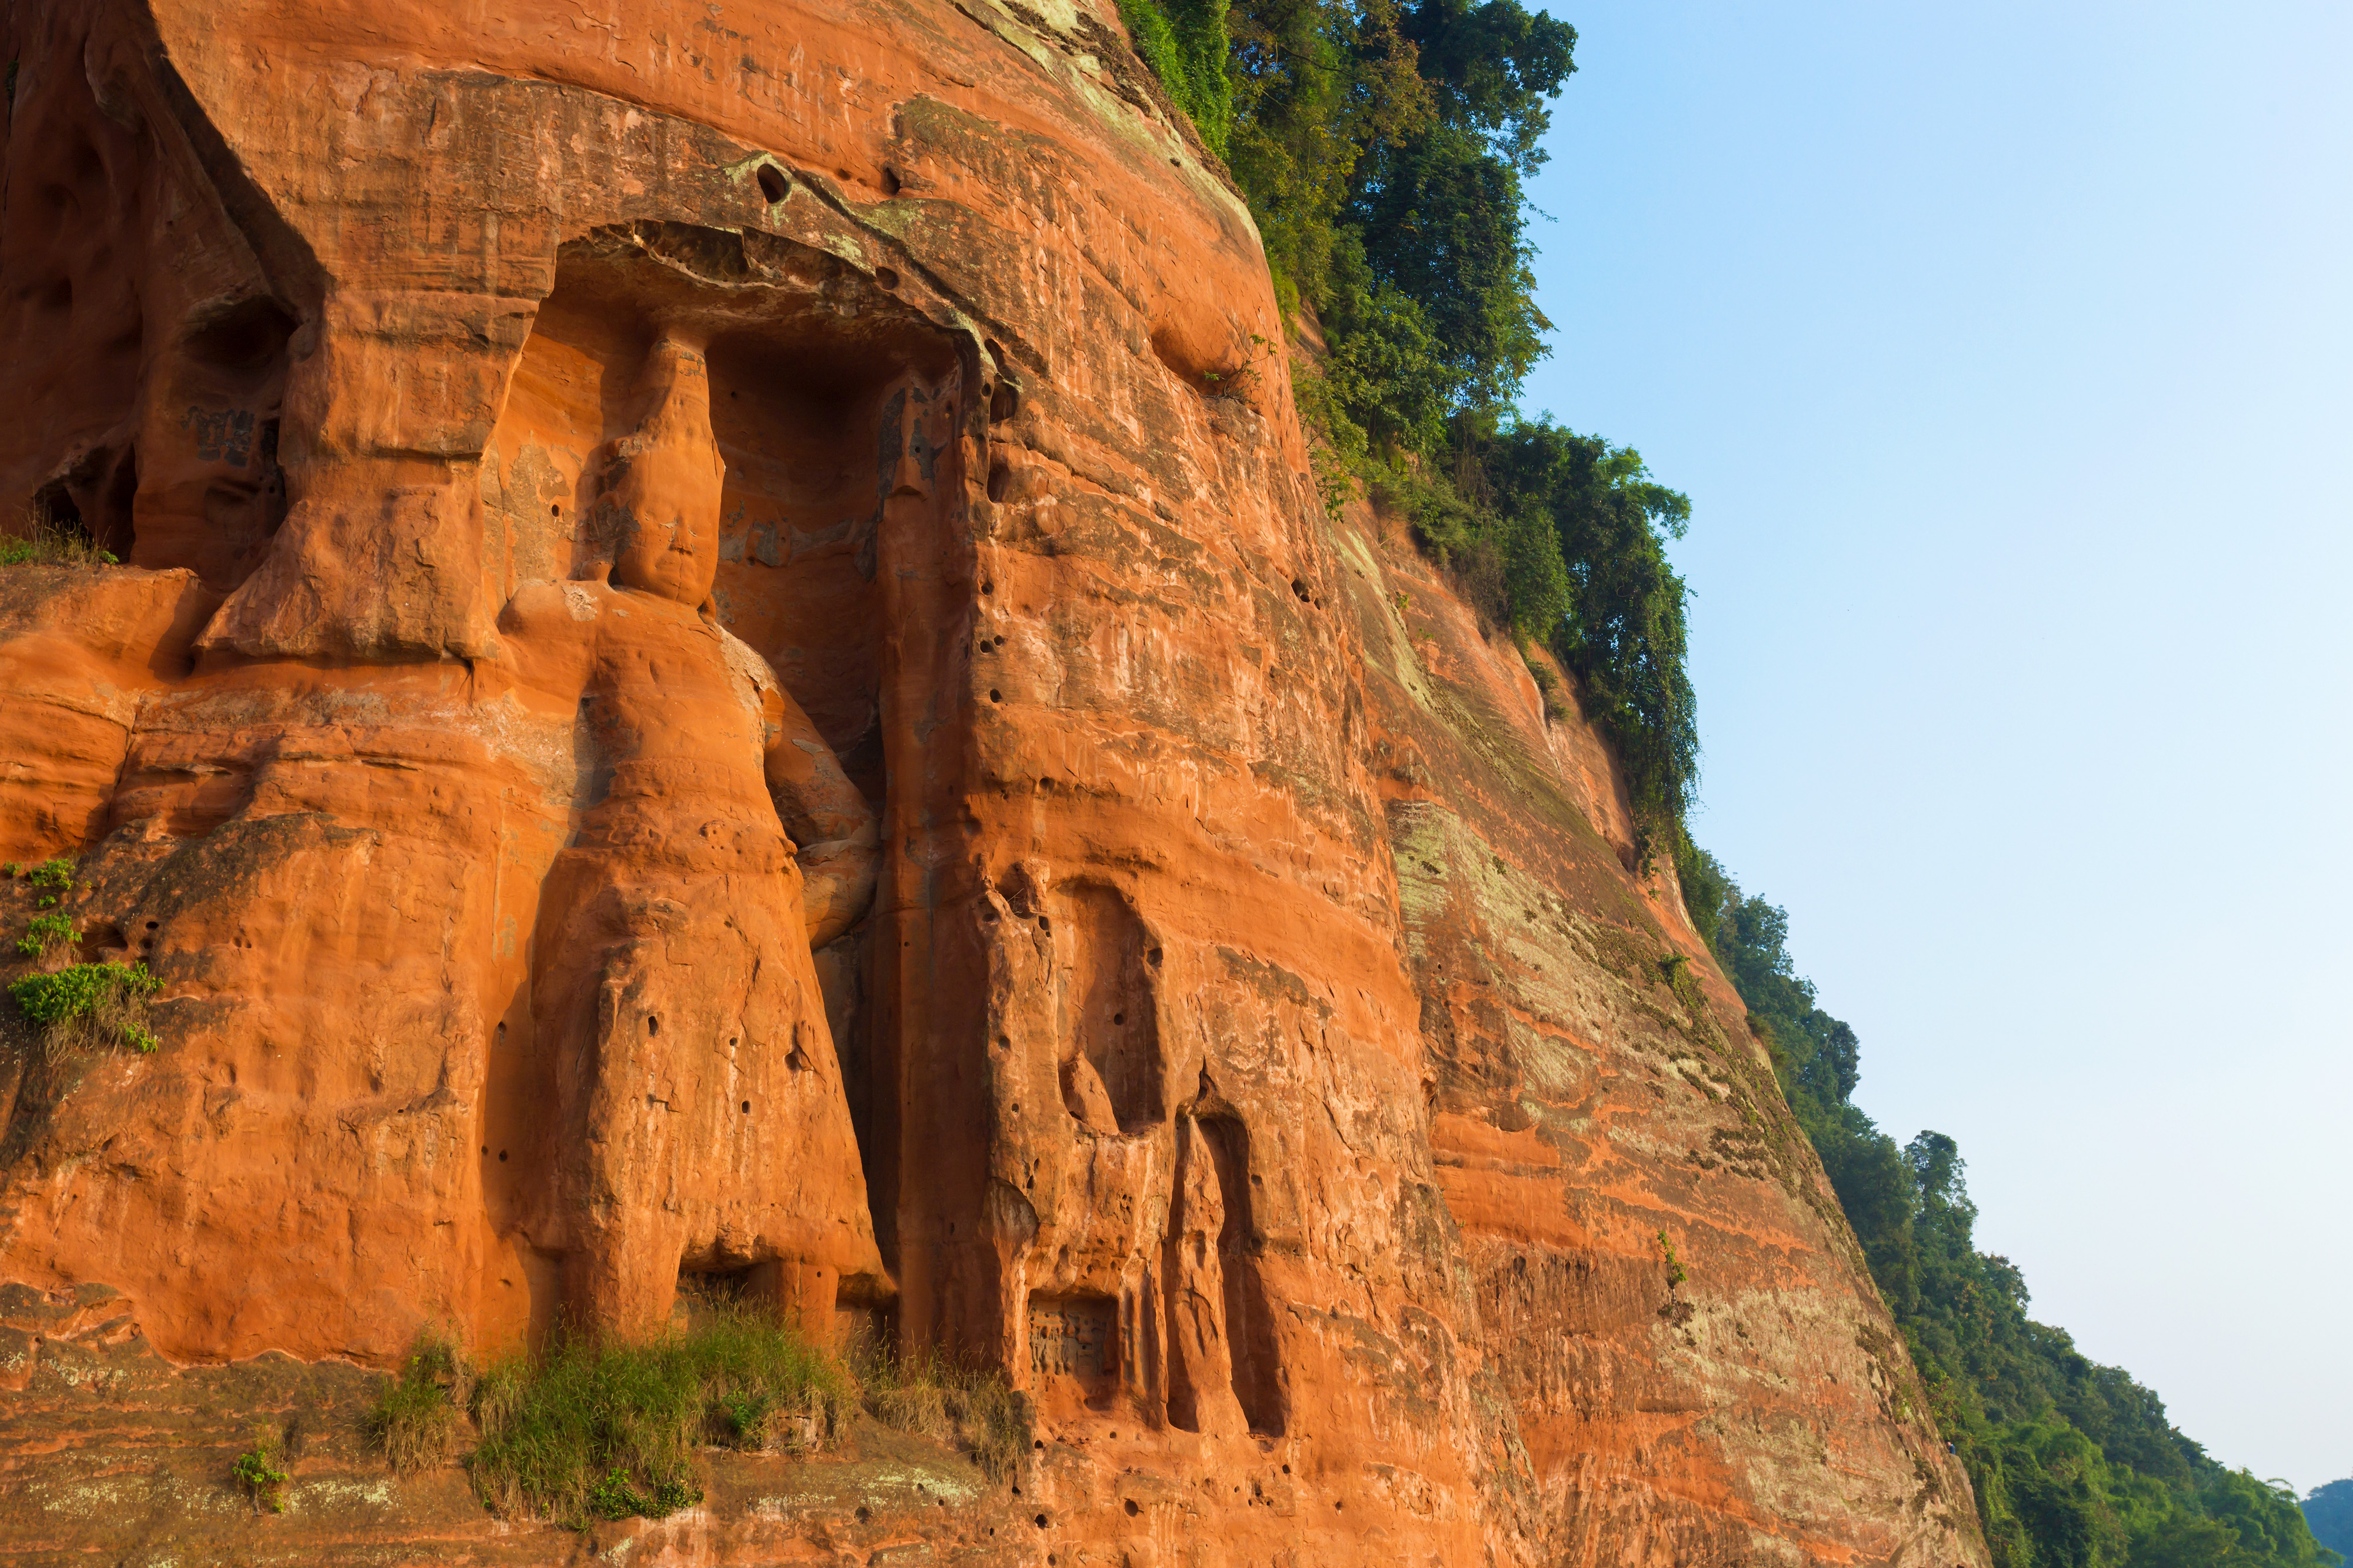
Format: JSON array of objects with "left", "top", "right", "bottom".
[
  {"left": 8, "top": 961, "right": 161, "bottom": 1054},
  {"left": 16, "top": 911, "right": 76, "bottom": 959},
  {"left": 232, "top": 1427, "right": 290, "bottom": 1514},
  {"left": 25, "top": 858, "right": 74, "bottom": 905}
]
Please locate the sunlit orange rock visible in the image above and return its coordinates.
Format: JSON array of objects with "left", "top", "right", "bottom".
[{"left": 0, "top": 1, "right": 1987, "bottom": 1562}]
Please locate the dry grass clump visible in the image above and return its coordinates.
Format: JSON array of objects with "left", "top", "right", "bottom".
[
  {"left": 854, "top": 1340, "right": 1031, "bottom": 1484},
  {"left": 368, "top": 1329, "right": 468, "bottom": 1475},
  {"left": 0, "top": 513, "right": 119, "bottom": 568}
]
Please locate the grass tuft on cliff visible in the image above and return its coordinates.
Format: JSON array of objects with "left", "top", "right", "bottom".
[
  {"left": 0, "top": 513, "right": 119, "bottom": 568},
  {"left": 369, "top": 1329, "right": 468, "bottom": 1474},
  {"left": 855, "top": 1342, "right": 1032, "bottom": 1484},
  {"left": 462, "top": 1306, "right": 851, "bottom": 1526}
]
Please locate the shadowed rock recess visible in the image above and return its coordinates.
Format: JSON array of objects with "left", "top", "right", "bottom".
[{"left": 0, "top": 2, "right": 1985, "bottom": 1563}]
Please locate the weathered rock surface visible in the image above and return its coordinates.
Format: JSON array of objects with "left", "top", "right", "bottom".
[{"left": 0, "top": 1, "right": 1985, "bottom": 1563}]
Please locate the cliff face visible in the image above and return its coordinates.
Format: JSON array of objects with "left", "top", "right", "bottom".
[{"left": 0, "top": 2, "right": 1982, "bottom": 1563}]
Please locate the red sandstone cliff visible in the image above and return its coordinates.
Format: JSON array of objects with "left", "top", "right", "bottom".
[{"left": 0, "top": 2, "right": 1984, "bottom": 1562}]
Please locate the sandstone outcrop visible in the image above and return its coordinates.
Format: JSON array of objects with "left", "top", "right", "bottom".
[{"left": 0, "top": 1, "right": 1985, "bottom": 1563}]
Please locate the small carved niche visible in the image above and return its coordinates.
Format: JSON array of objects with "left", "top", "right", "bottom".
[
  {"left": 1028, "top": 1293, "right": 1118, "bottom": 1404},
  {"left": 1061, "top": 884, "right": 1162, "bottom": 1133},
  {"left": 1201, "top": 1115, "right": 1286, "bottom": 1436}
]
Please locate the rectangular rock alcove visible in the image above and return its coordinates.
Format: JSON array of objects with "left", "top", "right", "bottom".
[{"left": 1027, "top": 1293, "right": 1118, "bottom": 1409}]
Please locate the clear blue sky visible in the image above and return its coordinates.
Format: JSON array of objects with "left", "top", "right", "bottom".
[{"left": 1519, "top": 0, "right": 2351, "bottom": 1492}]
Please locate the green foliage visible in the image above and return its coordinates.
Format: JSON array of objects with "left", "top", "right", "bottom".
[
  {"left": 583, "top": 1466, "right": 701, "bottom": 1522},
  {"left": 1207, "top": 1, "right": 1707, "bottom": 830},
  {"left": 0, "top": 520, "right": 117, "bottom": 568},
  {"left": 1228, "top": 0, "right": 1571, "bottom": 445},
  {"left": 1692, "top": 854, "right": 2342, "bottom": 1568},
  {"left": 232, "top": 1428, "right": 291, "bottom": 1514},
  {"left": 1119, "top": 0, "right": 1236, "bottom": 155},
  {"left": 1482, "top": 423, "right": 1695, "bottom": 825},
  {"left": 8, "top": 961, "right": 161, "bottom": 1053},
  {"left": 369, "top": 1330, "right": 467, "bottom": 1475},
  {"left": 1522, "top": 651, "right": 1569, "bottom": 721},
  {"left": 18, "top": 912, "right": 76, "bottom": 958},
  {"left": 1655, "top": 1230, "right": 1687, "bottom": 1289},
  {"left": 28, "top": 858, "right": 72, "bottom": 906},
  {"left": 465, "top": 1306, "right": 849, "bottom": 1527},
  {"left": 2304, "top": 1480, "right": 2353, "bottom": 1565}
]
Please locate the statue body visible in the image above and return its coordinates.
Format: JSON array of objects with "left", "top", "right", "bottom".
[{"left": 495, "top": 336, "right": 883, "bottom": 1334}]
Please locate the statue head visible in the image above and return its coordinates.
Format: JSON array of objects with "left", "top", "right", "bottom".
[{"left": 606, "top": 333, "right": 724, "bottom": 606}]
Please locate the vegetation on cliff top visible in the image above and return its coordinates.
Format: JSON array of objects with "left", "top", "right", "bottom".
[
  {"left": 1685, "top": 852, "right": 2341, "bottom": 1568},
  {"left": 1125, "top": 0, "right": 1699, "bottom": 842},
  {"left": 2305, "top": 1482, "right": 2353, "bottom": 1564}
]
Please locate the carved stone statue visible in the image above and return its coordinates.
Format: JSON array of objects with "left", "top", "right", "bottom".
[{"left": 494, "top": 331, "right": 883, "bottom": 1334}]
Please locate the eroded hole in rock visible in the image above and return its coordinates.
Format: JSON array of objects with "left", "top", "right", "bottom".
[
  {"left": 756, "top": 164, "right": 789, "bottom": 202},
  {"left": 987, "top": 459, "right": 1011, "bottom": 501},
  {"left": 31, "top": 481, "right": 90, "bottom": 543}
]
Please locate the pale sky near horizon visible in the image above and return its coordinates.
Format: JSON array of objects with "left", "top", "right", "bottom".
[{"left": 1517, "top": 0, "right": 2351, "bottom": 1492}]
